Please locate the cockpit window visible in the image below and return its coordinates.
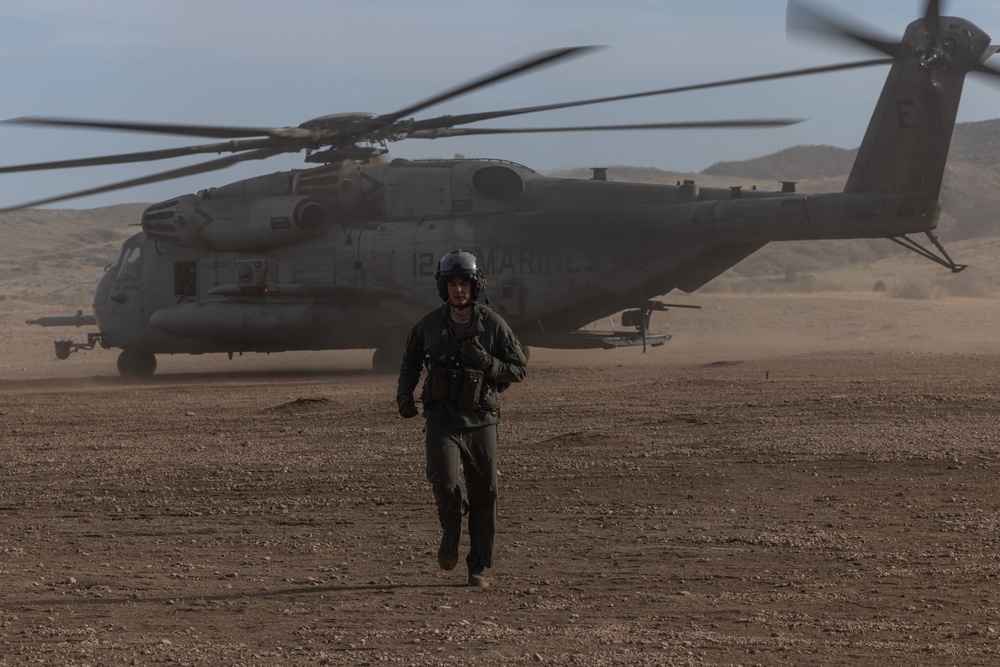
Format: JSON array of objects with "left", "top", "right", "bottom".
[
  {"left": 116, "top": 246, "right": 142, "bottom": 282},
  {"left": 174, "top": 261, "right": 197, "bottom": 297}
]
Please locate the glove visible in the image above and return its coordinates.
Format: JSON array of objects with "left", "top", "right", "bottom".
[
  {"left": 460, "top": 338, "right": 500, "bottom": 378},
  {"left": 398, "top": 395, "right": 418, "bottom": 419},
  {"left": 460, "top": 338, "right": 493, "bottom": 371}
]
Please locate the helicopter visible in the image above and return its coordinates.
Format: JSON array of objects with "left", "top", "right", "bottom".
[{"left": 13, "top": 0, "right": 1000, "bottom": 376}]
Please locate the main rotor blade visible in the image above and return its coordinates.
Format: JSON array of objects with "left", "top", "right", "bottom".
[
  {"left": 408, "top": 119, "right": 803, "bottom": 138},
  {"left": 377, "top": 46, "right": 599, "bottom": 126},
  {"left": 5, "top": 48, "right": 596, "bottom": 146},
  {"left": 0, "top": 148, "right": 279, "bottom": 213},
  {"left": 786, "top": 0, "right": 900, "bottom": 56},
  {"left": 0, "top": 138, "right": 278, "bottom": 173},
  {"left": 408, "top": 59, "right": 890, "bottom": 132},
  {"left": 3, "top": 116, "right": 279, "bottom": 139}
]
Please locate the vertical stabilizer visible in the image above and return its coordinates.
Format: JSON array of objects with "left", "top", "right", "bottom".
[{"left": 846, "top": 16, "right": 993, "bottom": 198}]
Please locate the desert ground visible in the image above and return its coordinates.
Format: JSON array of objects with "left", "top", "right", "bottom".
[
  {"left": 4, "top": 283, "right": 1000, "bottom": 665},
  {"left": 7, "top": 204, "right": 1000, "bottom": 664}
]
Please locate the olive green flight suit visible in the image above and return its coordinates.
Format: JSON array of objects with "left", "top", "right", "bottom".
[{"left": 397, "top": 303, "right": 527, "bottom": 574}]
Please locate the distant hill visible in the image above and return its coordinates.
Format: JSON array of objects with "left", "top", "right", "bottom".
[
  {"left": 0, "top": 204, "right": 143, "bottom": 313},
  {"left": 703, "top": 118, "right": 1000, "bottom": 179},
  {"left": 704, "top": 145, "right": 856, "bottom": 180},
  {"left": 942, "top": 118, "right": 1000, "bottom": 166}
]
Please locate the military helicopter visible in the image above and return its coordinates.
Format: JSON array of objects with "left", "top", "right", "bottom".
[{"left": 13, "top": 0, "right": 1000, "bottom": 376}]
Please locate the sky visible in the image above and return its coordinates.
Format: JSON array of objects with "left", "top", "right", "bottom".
[{"left": 1, "top": 0, "right": 999, "bottom": 209}]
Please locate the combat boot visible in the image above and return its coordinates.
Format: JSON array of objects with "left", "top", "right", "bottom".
[
  {"left": 438, "top": 514, "right": 461, "bottom": 570},
  {"left": 467, "top": 568, "right": 489, "bottom": 588}
]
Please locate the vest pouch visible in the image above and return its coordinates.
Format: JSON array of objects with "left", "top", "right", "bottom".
[
  {"left": 446, "top": 369, "right": 464, "bottom": 404},
  {"left": 479, "top": 386, "right": 499, "bottom": 412},
  {"left": 457, "top": 369, "right": 484, "bottom": 410},
  {"left": 430, "top": 366, "right": 450, "bottom": 402}
]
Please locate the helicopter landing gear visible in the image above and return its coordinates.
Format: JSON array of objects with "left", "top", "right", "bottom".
[
  {"left": 371, "top": 345, "right": 402, "bottom": 374},
  {"left": 117, "top": 351, "right": 157, "bottom": 377},
  {"left": 889, "top": 231, "right": 968, "bottom": 273},
  {"left": 621, "top": 301, "right": 701, "bottom": 352}
]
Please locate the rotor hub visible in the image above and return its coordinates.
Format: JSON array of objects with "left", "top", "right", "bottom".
[{"left": 909, "top": 17, "right": 993, "bottom": 71}]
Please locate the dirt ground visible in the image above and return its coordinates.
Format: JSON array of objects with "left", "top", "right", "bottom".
[{"left": 4, "top": 292, "right": 1000, "bottom": 665}]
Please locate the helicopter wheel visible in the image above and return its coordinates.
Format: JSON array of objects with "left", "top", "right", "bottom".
[
  {"left": 371, "top": 345, "right": 401, "bottom": 375},
  {"left": 117, "top": 350, "right": 157, "bottom": 377}
]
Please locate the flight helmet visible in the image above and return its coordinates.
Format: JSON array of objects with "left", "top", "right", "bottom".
[{"left": 435, "top": 249, "right": 486, "bottom": 302}]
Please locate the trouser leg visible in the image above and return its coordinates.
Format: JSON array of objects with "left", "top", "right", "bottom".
[
  {"left": 425, "top": 421, "right": 465, "bottom": 570},
  {"left": 431, "top": 485, "right": 463, "bottom": 522},
  {"left": 425, "top": 421, "right": 465, "bottom": 535},
  {"left": 425, "top": 420, "right": 498, "bottom": 573},
  {"left": 463, "top": 424, "right": 498, "bottom": 572}
]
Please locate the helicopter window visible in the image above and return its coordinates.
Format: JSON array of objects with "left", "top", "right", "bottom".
[
  {"left": 116, "top": 246, "right": 142, "bottom": 282},
  {"left": 173, "top": 261, "right": 197, "bottom": 297}
]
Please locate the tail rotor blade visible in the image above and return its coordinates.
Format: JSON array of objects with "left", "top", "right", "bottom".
[
  {"left": 974, "top": 60, "right": 1000, "bottom": 82},
  {"left": 924, "top": 0, "right": 942, "bottom": 35},
  {"left": 787, "top": 0, "right": 900, "bottom": 57}
]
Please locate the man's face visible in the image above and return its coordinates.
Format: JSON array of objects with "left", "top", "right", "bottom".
[{"left": 447, "top": 276, "right": 473, "bottom": 309}]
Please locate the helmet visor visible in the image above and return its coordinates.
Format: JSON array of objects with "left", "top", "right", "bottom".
[{"left": 438, "top": 251, "right": 477, "bottom": 275}]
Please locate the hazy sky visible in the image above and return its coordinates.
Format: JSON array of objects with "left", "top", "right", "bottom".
[{"left": 1, "top": 0, "right": 999, "bottom": 208}]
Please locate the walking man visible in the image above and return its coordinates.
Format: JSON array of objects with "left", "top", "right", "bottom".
[{"left": 397, "top": 249, "right": 527, "bottom": 587}]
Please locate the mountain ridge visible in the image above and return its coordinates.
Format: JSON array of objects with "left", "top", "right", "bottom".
[{"left": 704, "top": 117, "right": 1000, "bottom": 178}]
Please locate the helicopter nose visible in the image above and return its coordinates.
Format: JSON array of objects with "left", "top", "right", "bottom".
[{"left": 91, "top": 268, "right": 115, "bottom": 329}]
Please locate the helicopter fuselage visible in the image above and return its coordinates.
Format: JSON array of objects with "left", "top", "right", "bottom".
[{"left": 84, "top": 157, "right": 937, "bottom": 373}]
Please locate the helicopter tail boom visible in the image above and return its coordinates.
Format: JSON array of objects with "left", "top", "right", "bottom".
[{"left": 844, "top": 15, "right": 993, "bottom": 199}]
